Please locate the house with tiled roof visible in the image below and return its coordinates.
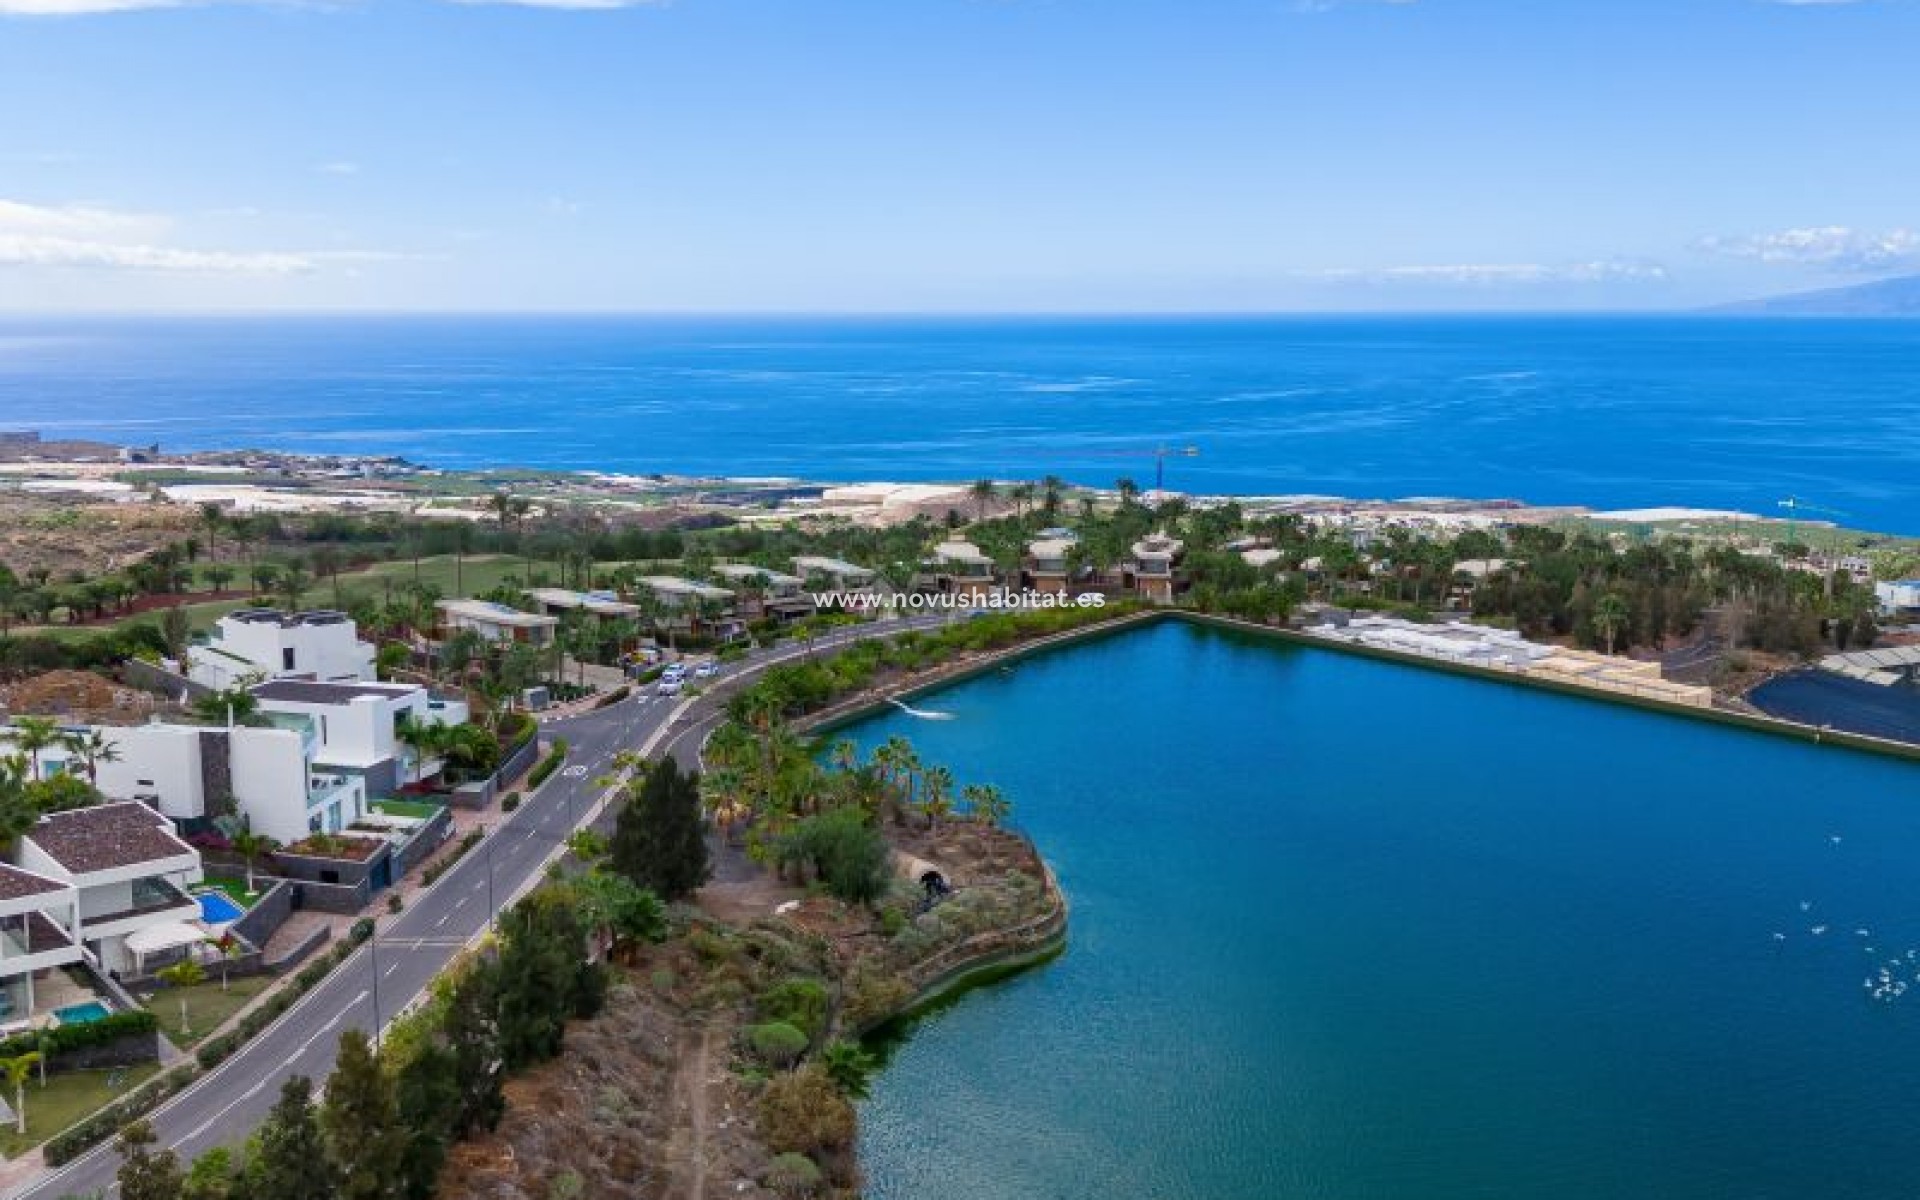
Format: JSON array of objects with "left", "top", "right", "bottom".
[
  {"left": 13, "top": 801, "right": 204, "bottom": 977},
  {"left": 0, "top": 862, "right": 83, "bottom": 1028}
]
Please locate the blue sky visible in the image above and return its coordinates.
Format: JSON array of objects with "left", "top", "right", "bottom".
[{"left": 2, "top": 0, "right": 1917, "bottom": 312}]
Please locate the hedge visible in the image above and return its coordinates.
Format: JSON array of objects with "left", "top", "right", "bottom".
[
  {"left": 44, "top": 1063, "right": 198, "bottom": 1166},
  {"left": 527, "top": 741, "right": 568, "bottom": 788},
  {"left": 595, "top": 685, "right": 630, "bottom": 709},
  {"left": 0, "top": 1009, "right": 158, "bottom": 1061},
  {"left": 501, "top": 791, "right": 521, "bottom": 813},
  {"left": 195, "top": 919, "right": 373, "bottom": 1071},
  {"left": 421, "top": 829, "right": 485, "bottom": 888}
]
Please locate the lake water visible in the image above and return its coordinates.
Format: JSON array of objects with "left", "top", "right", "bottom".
[
  {"left": 3, "top": 315, "right": 1918, "bottom": 532},
  {"left": 841, "top": 621, "right": 1920, "bottom": 1200}
]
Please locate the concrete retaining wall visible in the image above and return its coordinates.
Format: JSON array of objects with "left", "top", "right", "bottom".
[{"left": 230, "top": 878, "right": 294, "bottom": 949}]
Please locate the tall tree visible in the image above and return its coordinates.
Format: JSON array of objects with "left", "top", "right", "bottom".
[
  {"left": 320, "top": 1030, "right": 408, "bottom": 1200},
  {"left": 251, "top": 1076, "right": 336, "bottom": 1200},
  {"left": 115, "top": 1120, "right": 186, "bottom": 1200},
  {"left": 494, "top": 887, "right": 599, "bottom": 1069},
  {"left": 609, "top": 757, "right": 710, "bottom": 902}
]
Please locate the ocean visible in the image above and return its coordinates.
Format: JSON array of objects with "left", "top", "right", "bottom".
[
  {"left": 843, "top": 621, "right": 1920, "bottom": 1200},
  {"left": 1, "top": 315, "right": 1916, "bottom": 532}
]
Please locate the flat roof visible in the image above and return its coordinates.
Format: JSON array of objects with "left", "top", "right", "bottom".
[
  {"left": 792, "top": 555, "right": 875, "bottom": 578},
  {"left": 527, "top": 588, "right": 642, "bottom": 616},
  {"left": 252, "top": 679, "right": 419, "bottom": 705},
  {"left": 435, "top": 598, "right": 560, "bottom": 628},
  {"left": 26, "top": 801, "right": 197, "bottom": 876},
  {"left": 636, "top": 576, "right": 736, "bottom": 601},
  {"left": 713, "top": 563, "right": 804, "bottom": 586}
]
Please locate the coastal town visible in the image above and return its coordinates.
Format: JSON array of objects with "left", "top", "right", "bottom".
[{"left": 1, "top": 430, "right": 1920, "bottom": 1197}]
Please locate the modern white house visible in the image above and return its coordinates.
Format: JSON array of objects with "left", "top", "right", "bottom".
[
  {"left": 435, "top": 598, "right": 560, "bottom": 646},
  {"left": 0, "top": 705, "right": 412, "bottom": 846},
  {"left": 188, "top": 608, "right": 377, "bottom": 691},
  {"left": 14, "top": 802, "right": 204, "bottom": 977},
  {"left": 250, "top": 678, "right": 467, "bottom": 801},
  {"left": 0, "top": 863, "right": 83, "bottom": 1028},
  {"left": 1025, "top": 534, "right": 1078, "bottom": 592}
]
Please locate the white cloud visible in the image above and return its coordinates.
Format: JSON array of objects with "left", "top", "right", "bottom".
[
  {"left": 0, "top": 0, "right": 183, "bottom": 13},
  {"left": 1697, "top": 225, "right": 1920, "bottom": 273},
  {"left": 1305, "top": 259, "right": 1669, "bottom": 286},
  {"left": 314, "top": 160, "right": 360, "bottom": 176},
  {"left": 0, "top": 197, "right": 402, "bottom": 275}
]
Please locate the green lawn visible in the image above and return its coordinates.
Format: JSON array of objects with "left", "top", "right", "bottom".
[
  {"left": 0, "top": 1063, "right": 162, "bottom": 1158},
  {"left": 372, "top": 797, "right": 444, "bottom": 820},
  {"left": 196, "top": 875, "right": 263, "bottom": 909},
  {"left": 145, "top": 976, "right": 273, "bottom": 1049}
]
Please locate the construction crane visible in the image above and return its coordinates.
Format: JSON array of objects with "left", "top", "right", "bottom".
[
  {"left": 1052, "top": 444, "right": 1200, "bottom": 492},
  {"left": 1777, "top": 495, "right": 1847, "bottom": 546}
]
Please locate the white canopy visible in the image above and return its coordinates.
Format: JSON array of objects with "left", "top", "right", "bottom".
[{"left": 124, "top": 921, "right": 209, "bottom": 958}]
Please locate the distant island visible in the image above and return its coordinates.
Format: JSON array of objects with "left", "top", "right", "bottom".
[{"left": 1711, "top": 272, "right": 1920, "bottom": 317}]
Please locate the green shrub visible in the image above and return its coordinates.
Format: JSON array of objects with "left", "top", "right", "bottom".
[
  {"left": 757, "top": 977, "right": 829, "bottom": 1041},
  {"left": 746, "top": 1021, "right": 809, "bottom": 1069},
  {"left": 0, "top": 1009, "right": 159, "bottom": 1062},
  {"left": 528, "top": 744, "right": 568, "bottom": 788},
  {"left": 502, "top": 791, "right": 522, "bottom": 812},
  {"left": 764, "top": 1152, "right": 822, "bottom": 1197}
]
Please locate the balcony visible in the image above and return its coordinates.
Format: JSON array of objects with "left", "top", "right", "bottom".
[
  {"left": 308, "top": 772, "right": 357, "bottom": 810},
  {"left": 85, "top": 876, "right": 196, "bottom": 928}
]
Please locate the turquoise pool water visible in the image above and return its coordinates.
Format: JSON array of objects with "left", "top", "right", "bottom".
[
  {"left": 844, "top": 621, "right": 1920, "bottom": 1200},
  {"left": 196, "top": 892, "right": 246, "bottom": 924},
  {"left": 54, "top": 1001, "right": 110, "bottom": 1025}
]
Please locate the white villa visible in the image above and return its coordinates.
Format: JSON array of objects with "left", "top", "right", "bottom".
[
  {"left": 526, "top": 588, "right": 643, "bottom": 622},
  {"left": 14, "top": 802, "right": 204, "bottom": 978},
  {"left": 250, "top": 678, "right": 468, "bottom": 801},
  {"left": 0, "top": 863, "right": 83, "bottom": 1028},
  {"left": 188, "top": 608, "right": 377, "bottom": 691}
]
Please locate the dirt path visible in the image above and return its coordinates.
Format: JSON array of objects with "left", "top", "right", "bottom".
[{"left": 680, "top": 1025, "right": 714, "bottom": 1200}]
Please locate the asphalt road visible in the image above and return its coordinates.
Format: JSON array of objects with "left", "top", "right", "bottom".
[{"left": 14, "top": 614, "right": 951, "bottom": 1200}]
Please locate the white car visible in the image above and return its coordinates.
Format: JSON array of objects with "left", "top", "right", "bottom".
[
  {"left": 693, "top": 661, "right": 719, "bottom": 679},
  {"left": 660, "top": 663, "right": 687, "bottom": 681},
  {"left": 656, "top": 678, "right": 683, "bottom": 696}
]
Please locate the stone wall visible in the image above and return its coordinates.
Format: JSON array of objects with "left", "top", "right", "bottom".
[
  {"left": 390, "top": 806, "right": 454, "bottom": 878},
  {"left": 231, "top": 877, "right": 294, "bottom": 949}
]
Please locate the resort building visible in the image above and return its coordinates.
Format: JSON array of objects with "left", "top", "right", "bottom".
[
  {"left": 1024, "top": 534, "right": 1078, "bottom": 593},
  {"left": 250, "top": 678, "right": 467, "bottom": 801},
  {"left": 188, "top": 608, "right": 377, "bottom": 691},
  {"left": 526, "top": 588, "right": 643, "bottom": 623},
  {"left": 918, "top": 539, "right": 999, "bottom": 600},
  {"left": 435, "top": 598, "right": 560, "bottom": 646},
  {"left": 1306, "top": 616, "right": 1712, "bottom": 707},
  {"left": 0, "top": 863, "right": 83, "bottom": 1029},
  {"left": 1126, "top": 533, "right": 1186, "bottom": 603},
  {"left": 14, "top": 802, "right": 204, "bottom": 977},
  {"left": 631, "top": 577, "right": 743, "bottom": 640},
  {"left": 712, "top": 564, "right": 815, "bottom": 623},
  {"left": 792, "top": 556, "right": 877, "bottom": 594},
  {"left": 1875, "top": 580, "right": 1920, "bottom": 619}
]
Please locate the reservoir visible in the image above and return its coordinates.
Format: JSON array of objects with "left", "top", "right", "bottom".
[{"left": 845, "top": 620, "right": 1920, "bottom": 1200}]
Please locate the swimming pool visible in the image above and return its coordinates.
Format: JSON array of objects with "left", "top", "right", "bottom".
[
  {"left": 54, "top": 1001, "right": 110, "bottom": 1025},
  {"left": 196, "top": 892, "right": 246, "bottom": 924}
]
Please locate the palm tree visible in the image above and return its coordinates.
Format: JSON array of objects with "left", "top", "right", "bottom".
[
  {"left": 199, "top": 502, "right": 226, "bottom": 564},
  {"left": 1, "top": 1051, "right": 41, "bottom": 1135},
  {"left": 1115, "top": 477, "right": 1141, "bottom": 507},
  {"left": 963, "top": 782, "right": 1011, "bottom": 827},
  {"left": 61, "top": 729, "right": 120, "bottom": 786},
  {"left": 8, "top": 716, "right": 61, "bottom": 780},
  {"left": 278, "top": 558, "right": 311, "bottom": 612},
  {"left": 229, "top": 817, "right": 280, "bottom": 895},
  {"left": 157, "top": 957, "right": 206, "bottom": 1036},
  {"left": 1040, "top": 475, "right": 1065, "bottom": 523},
  {"left": 1593, "top": 592, "right": 1631, "bottom": 656},
  {"left": 1009, "top": 482, "right": 1036, "bottom": 522},
  {"left": 920, "top": 765, "right": 954, "bottom": 829},
  {"left": 204, "top": 564, "right": 235, "bottom": 595},
  {"left": 969, "top": 479, "right": 997, "bottom": 524},
  {"left": 212, "top": 933, "right": 244, "bottom": 992}
]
